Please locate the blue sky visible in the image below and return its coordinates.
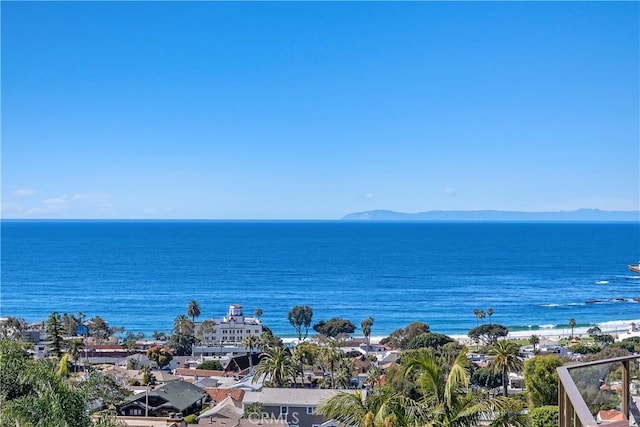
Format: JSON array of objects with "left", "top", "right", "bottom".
[{"left": 2, "top": 1, "right": 638, "bottom": 219}]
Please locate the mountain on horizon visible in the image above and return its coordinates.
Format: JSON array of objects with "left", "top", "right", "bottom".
[{"left": 342, "top": 208, "right": 640, "bottom": 221}]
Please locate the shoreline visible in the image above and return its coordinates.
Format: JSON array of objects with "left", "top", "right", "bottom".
[{"left": 277, "top": 318, "right": 640, "bottom": 346}]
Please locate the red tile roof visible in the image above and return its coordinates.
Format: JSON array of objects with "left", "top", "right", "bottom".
[{"left": 205, "top": 388, "right": 245, "bottom": 404}]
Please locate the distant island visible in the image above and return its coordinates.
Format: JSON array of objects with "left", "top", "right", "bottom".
[{"left": 342, "top": 208, "right": 640, "bottom": 222}]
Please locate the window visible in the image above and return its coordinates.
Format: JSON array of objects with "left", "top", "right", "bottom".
[
  {"left": 280, "top": 406, "right": 288, "bottom": 415},
  {"left": 130, "top": 408, "right": 142, "bottom": 416},
  {"left": 307, "top": 407, "right": 314, "bottom": 414}
]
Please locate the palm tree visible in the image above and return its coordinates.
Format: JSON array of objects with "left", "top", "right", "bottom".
[
  {"left": 67, "top": 338, "right": 85, "bottom": 372},
  {"left": 486, "top": 307, "right": 494, "bottom": 325},
  {"left": 187, "top": 300, "right": 201, "bottom": 322},
  {"left": 360, "top": 317, "right": 374, "bottom": 350},
  {"left": 488, "top": 340, "right": 523, "bottom": 397},
  {"left": 473, "top": 308, "right": 481, "bottom": 327},
  {"left": 319, "top": 348, "right": 526, "bottom": 426},
  {"left": 320, "top": 339, "right": 342, "bottom": 389},
  {"left": 478, "top": 310, "right": 486, "bottom": 324},
  {"left": 568, "top": 317, "right": 576, "bottom": 338},
  {"left": 243, "top": 334, "right": 260, "bottom": 374},
  {"left": 254, "top": 307, "right": 263, "bottom": 321},
  {"left": 253, "top": 346, "right": 297, "bottom": 388},
  {"left": 173, "top": 314, "right": 194, "bottom": 336},
  {"left": 529, "top": 334, "right": 540, "bottom": 353}
]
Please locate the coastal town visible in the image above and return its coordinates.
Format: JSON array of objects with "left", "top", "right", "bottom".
[{"left": 1, "top": 302, "right": 640, "bottom": 427}]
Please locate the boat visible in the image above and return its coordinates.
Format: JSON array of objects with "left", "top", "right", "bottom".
[{"left": 629, "top": 263, "right": 640, "bottom": 274}]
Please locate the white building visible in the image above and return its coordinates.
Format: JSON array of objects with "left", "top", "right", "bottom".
[{"left": 193, "top": 305, "right": 262, "bottom": 357}]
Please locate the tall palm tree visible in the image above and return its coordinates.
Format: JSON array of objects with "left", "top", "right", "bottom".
[
  {"left": 486, "top": 307, "right": 494, "bottom": 325},
  {"left": 243, "top": 334, "right": 260, "bottom": 374},
  {"left": 320, "top": 339, "right": 342, "bottom": 389},
  {"left": 254, "top": 307, "right": 263, "bottom": 321},
  {"left": 253, "top": 346, "right": 297, "bottom": 388},
  {"left": 361, "top": 317, "right": 374, "bottom": 350},
  {"left": 187, "top": 300, "right": 201, "bottom": 322},
  {"left": 473, "top": 308, "right": 481, "bottom": 326},
  {"left": 529, "top": 335, "right": 540, "bottom": 353},
  {"left": 568, "top": 317, "right": 576, "bottom": 338},
  {"left": 488, "top": 340, "right": 523, "bottom": 397},
  {"left": 478, "top": 310, "right": 486, "bottom": 324}
]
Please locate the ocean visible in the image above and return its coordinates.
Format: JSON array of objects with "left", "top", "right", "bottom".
[{"left": 1, "top": 220, "right": 639, "bottom": 339}]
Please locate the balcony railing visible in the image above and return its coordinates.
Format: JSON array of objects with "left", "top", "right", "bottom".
[{"left": 557, "top": 354, "right": 639, "bottom": 427}]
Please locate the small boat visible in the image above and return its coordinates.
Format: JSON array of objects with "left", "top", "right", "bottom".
[{"left": 629, "top": 263, "right": 640, "bottom": 274}]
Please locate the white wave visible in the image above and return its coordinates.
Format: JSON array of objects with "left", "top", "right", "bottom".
[
  {"left": 595, "top": 280, "right": 609, "bottom": 284},
  {"left": 539, "top": 324, "right": 557, "bottom": 329},
  {"left": 541, "top": 303, "right": 560, "bottom": 307}
]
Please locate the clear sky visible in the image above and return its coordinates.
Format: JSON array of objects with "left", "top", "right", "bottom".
[{"left": 2, "top": 1, "right": 638, "bottom": 219}]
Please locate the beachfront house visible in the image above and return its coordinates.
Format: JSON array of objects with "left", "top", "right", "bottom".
[
  {"left": 242, "top": 388, "right": 355, "bottom": 427},
  {"left": 193, "top": 304, "right": 263, "bottom": 357}
]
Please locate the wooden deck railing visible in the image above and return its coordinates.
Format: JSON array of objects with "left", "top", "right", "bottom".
[{"left": 557, "top": 354, "right": 639, "bottom": 427}]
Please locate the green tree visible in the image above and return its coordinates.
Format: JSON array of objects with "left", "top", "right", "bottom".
[
  {"left": 587, "top": 326, "right": 601, "bottom": 337},
  {"left": 243, "top": 402, "right": 266, "bottom": 418},
  {"left": 243, "top": 334, "right": 260, "bottom": 373},
  {"left": 314, "top": 318, "right": 357, "bottom": 337},
  {"left": 486, "top": 307, "right": 494, "bottom": 325},
  {"left": 61, "top": 312, "right": 81, "bottom": 337},
  {"left": 568, "top": 318, "right": 576, "bottom": 338},
  {"left": 529, "top": 335, "right": 540, "bottom": 352},
  {"left": 67, "top": 338, "right": 85, "bottom": 372},
  {"left": 523, "top": 354, "right": 562, "bottom": 408},
  {"left": 187, "top": 300, "right": 201, "bottom": 322},
  {"left": 146, "top": 346, "right": 173, "bottom": 369},
  {"left": 488, "top": 340, "right": 523, "bottom": 397},
  {"left": 152, "top": 330, "right": 167, "bottom": 341},
  {"left": 470, "top": 366, "right": 502, "bottom": 389},
  {"left": 288, "top": 305, "right": 313, "bottom": 341},
  {"left": 380, "top": 321, "right": 430, "bottom": 349},
  {"left": 88, "top": 316, "right": 110, "bottom": 344},
  {"left": 254, "top": 308, "right": 263, "bottom": 321},
  {"left": 0, "top": 339, "right": 128, "bottom": 427},
  {"left": 46, "top": 311, "right": 65, "bottom": 357},
  {"left": 473, "top": 308, "right": 481, "bottom": 326},
  {"left": 319, "top": 347, "right": 527, "bottom": 426},
  {"left": 529, "top": 405, "right": 559, "bottom": 427},
  {"left": 468, "top": 323, "right": 509, "bottom": 346},
  {"left": 197, "top": 319, "right": 217, "bottom": 340},
  {"left": 174, "top": 314, "right": 194, "bottom": 335},
  {"left": 139, "top": 365, "right": 156, "bottom": 386},
  {"left": 407, "top": 332, "right": 454, "bottom": 350},
  {"left": 166, "top": 333, "right": 195, "bottom": 356},
  {"left": 319, "top": 339, "right": 343, "bottom": 389},
  {"left": 0, "top": 317, "right": 27, "bottom": 340},
  {"left": 360, "top": 317, "right": 374, "bottom": 350},
  {"left": 253, "top": 346, "right": 296, "bottom": 387},
  {"left": 197, "top": 360, "right": 223, "bottom": 370}
]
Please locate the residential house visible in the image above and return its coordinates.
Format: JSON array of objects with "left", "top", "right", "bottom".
[
  {"left": 118, "top": 380, "right": 208, "bottom": 418},
  {"left": 242, "top": 388, "right": 355, "bottom": 427}
]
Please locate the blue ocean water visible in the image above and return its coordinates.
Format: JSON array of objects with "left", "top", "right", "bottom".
[{"left": 1, "top": 220, "right": 639, "bottom": 338}]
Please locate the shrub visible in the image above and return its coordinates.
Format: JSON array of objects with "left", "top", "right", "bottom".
[
  {"left": 184, "top": 414, "right": 198, "bottom": 424},
  {"left": 530, "top": 405, "right": 559, "bottom": 427},
  {"left": 196, "top": 360, "right": 223, "bottom": 370}
]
